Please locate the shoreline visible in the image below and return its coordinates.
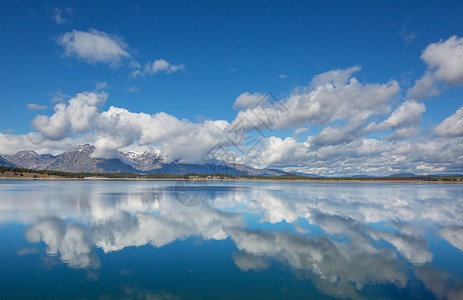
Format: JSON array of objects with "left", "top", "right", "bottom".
[{"left": 0, "top": 177, "right": 462, "bottom": 184}]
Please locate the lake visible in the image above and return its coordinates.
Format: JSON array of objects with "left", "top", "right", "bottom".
[{"left": 1, "top": 180, "right": 463, "bottom": 299}]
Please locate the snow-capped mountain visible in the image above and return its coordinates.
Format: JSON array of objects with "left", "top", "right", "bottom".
[
  {"left": 6, "top": 144, "right": 289, "bottom": 175},
  {"left": 7, "top": 150, "right": 55, "bottom": 169}
]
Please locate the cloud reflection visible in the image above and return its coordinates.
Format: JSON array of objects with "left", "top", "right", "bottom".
[{"left": 1, "top": 181, "right": 462, "bottom": 299}]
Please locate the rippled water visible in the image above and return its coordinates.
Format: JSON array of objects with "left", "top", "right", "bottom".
[{"left": 1, "top": 180, "right": 463, "bottom": 299}]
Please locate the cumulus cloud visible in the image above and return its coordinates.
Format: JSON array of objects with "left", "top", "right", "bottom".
[
  {"left": 421, "top": 36, "right": 463, "bottom": 85},
  {"left": 255, "top": 137, "right": 301, "bottom": 166},
  {"left": 131, "top": 59, "right": 185, "bottom": 77},
  {"left": 311, "top": 119, "right": 366, "bottom": 147},
  {"left": 93, "top": 107, "right": 229, "bottom": 160},
  {"left": 32, "top": 91, "right": 107, "bottom": 140},
  {"left": 50, "top": 89, "right": 70, "bottom": 103},
  {"left": 58, "top": 29, "right": 131, "bottom": 68},
  {"left": 1, "top": 74, "right": 460, "bottom": 175},
  {"left": 8, "top": 90, "right": 229, "bottom": 161},
  {"left": 146, "top": 59, "right": 185, "bottom": 74},
  {"left": 56, "top": 29, "right": 185, "bottom": 75},
  {"left": 26, "top": 103, "right": 48, "bottom": 110},
  {"left": 0, "top": 132, "right": 80, "bottom": 155},
  {"left": 248, "top": 135, "right": 463, "bottom": 176},
  {"left": 221, "top": 66, "right": 442, "bottom": 172},
  {"left": 233, "top": 92, "right": 265, "bottom": 110},
  {"left": 435, "top": 106, "right": 463, "bottom": 137},
  {"left": 408, "top": 35, "right": 463, "bottom": 99},
  {"left": 293, "top": 127, "right": 309, "bottom": 136},
  {"left": 231, "top": 66, "right": 399, "bottom": 133},
  {"left": 366, "top": 100, "right": 426, "bottom": 139},
  {"left": 367, "top": 101, "right": 425, "bottom": 132},
  {"left": 3, "top": 41, "right": 463, "bottom": 175}
]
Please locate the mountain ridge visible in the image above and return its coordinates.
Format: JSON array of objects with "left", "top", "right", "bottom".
[
  {"left": 6, "top": 144, "right": 292, "bottom": 176},
  {"left": 7, "top": 150, "right": 55, "bottom": 169},
  {"left": 0, "top": 156, "right": 17, "bottom": 167}
]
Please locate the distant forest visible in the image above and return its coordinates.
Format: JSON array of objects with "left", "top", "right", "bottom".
[{"left": 1, "top": 166, "right": 462, "bottom": 182}]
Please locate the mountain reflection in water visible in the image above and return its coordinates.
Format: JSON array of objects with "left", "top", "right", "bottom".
[{"left": 1, "top": 180, "right": 463, "bottom": 299}]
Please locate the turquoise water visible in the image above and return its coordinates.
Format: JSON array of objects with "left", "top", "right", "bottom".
[{"left": 1, "top": 180, "right": 463, "bottom": 299}]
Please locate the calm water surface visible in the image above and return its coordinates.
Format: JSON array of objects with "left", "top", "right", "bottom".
[{"left": 1, "top": 180, "right": 463, "bottom": 299}]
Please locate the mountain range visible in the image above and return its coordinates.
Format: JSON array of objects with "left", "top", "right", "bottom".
[
  {"left": 0, "top": 156, "right": 16, "bottom": 167},
  {"left": 0, "top": 144, "right": 289, "bottom": 176}
]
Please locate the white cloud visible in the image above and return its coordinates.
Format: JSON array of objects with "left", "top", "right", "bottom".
[
  {"left": 58, "top": 29, "right": 130, "bottom": 68},
  {"left": 406, "top": 72, "right": 439, "bottom": 100},
  {"left": 0, "top": 132, "right": 80, "bottom": 155},
  {"left": 408, "top": 35, "right": 463, "bottom": 99},
  {"left": 131, "top": 70, "right": 143, "bottom": 77},
  {"left": 26, "top": 103, "right": 48, "bottom": 110},
  {"left": 228, "top": 66, "right": 401, "bottom": 152},
  {"left": 247, "top": 135, "right": 463, "bottom": 176},
  {"left": 279, "top": 74, "right": 288, "bottom": 79},
  {"left": 233, "top": 92, "right": 265, "bottom": 110},
  {"left": 400, "top": 19, "right": 418, "bottom": 45},
  {"left": 366, "top": 100, "right": 426, "bottom": 139},
  {"left": 3, "top": 52, "right": 463, "bottom": 175},
  {"left": 367, "top": 101, "right": 425, "bottom": 132},
  {"left": 53, "top": 7, "right": 72, "bottom": 24},
  {"left": 422, "top": 36, "right": 463, "bottom": 85},
  {"left": 95, "top": 81, "right": 108, "bottom": 90},
  {"left": 32, "top": 91, "right": 107, "bottom": 140},
  {"left": 5, "top": 90, "right": 229, "bottom": 161},
  {"left": 56, "top": 30, "right": 184, "bottom": 77},
  {"left": 293, "top": 127, "right": 309, "bottom": 136},
  {"left": 148, "top": 59, "right": 185, "bottom": 74},
  {"left": 311, "top": 119, "right": 366, "bottom": 147},
  {"left": 93, "top": 106, "right": 230, "bottom": 160},
  {"left": 2, "top": 65, "right": 410, "bottom": 173},
  {"left": 127, "top": 86, "right": 139, "bottom": 92},
  {"left": 310, "top": 65, "right": 361, "bottom": 88},
  {"left": 256, "top": 137, "right": 301, "bottom": 166},
  {"left": 131, "top": 59, "right": 185, "bottom": 77},
  {"left": 50, "top": 89, "right": 70, "bottom": 103},
  {"left": 401, "top": 30, "right": 418, "bottom": 45},
  {"left": 435, "top": 106, "right": 463, "bottom": 137},
  {"left": 232, "top": 66, "right": 399, "bottom": 132}
]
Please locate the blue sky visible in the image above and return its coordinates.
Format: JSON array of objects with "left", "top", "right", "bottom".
[{"left": 1, "top": 0, "right": 463, "bottom": 175}]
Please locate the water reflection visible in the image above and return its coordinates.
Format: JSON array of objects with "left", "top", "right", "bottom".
[{"left": 1, "top": 181, "right": 463, "bottom": 299}]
